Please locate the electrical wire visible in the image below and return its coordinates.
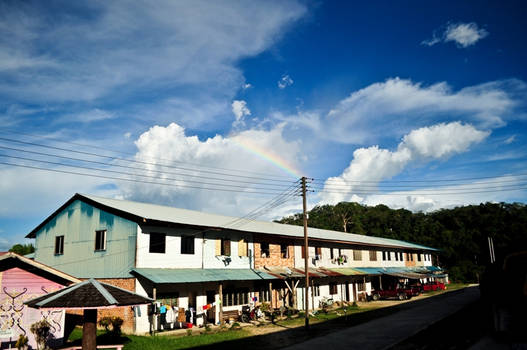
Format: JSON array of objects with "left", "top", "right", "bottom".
[{"left": 0, "top": 128, "right": 296, "bottom": 180}]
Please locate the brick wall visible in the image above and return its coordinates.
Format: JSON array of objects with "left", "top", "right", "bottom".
[{"left": 253, "top": 242, "right": 294, "bottom": 269}]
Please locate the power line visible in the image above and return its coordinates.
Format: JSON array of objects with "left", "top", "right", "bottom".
[
  {"left": 0, "top": 161, "right": 291, "bottom": 196},
  {"left": 315, "top": 172, "right": 527, "bottom": 184},
  {"left": 0, "top": 145, "right": 295, "bottom": 189},
  {"left": 0, "top": 130, "right": 296, "bottom": 180},
  {"left": 313, "top": 186, "right": 527, "bottom": 196},
  {"left": 0, "top": 136, "right": 296, "bottom": 183}
]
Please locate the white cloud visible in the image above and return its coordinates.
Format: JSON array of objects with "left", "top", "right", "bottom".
[
  {"left": 0, "top": 1, "right": 305, "bottom": 106},
  {"left": 320, "top": 122, "right": 489, "bottom": 204},
  {"left": 242, "top": 83, "right": 252, "bottom": 90},
  {"left": 56, "top": 108, "right": 116, "bottom": 124},
  {"left": 278, "top": 74, "right": 294, "bottom": 89},
  {"left": 504, "top": 135, "right": 516, "bottom": 144},
  {"left": 122, "top": 123, "right": 302, "bottom": 219},
  {"left": 362, "top": 176, "right": 527, "bottom": 213},
  {"left": 287, "top": 78, "right": 522, "bottom": 144},
  {"left": 422, "top": 22, "right": 488, "bottom": 48},
  {"left": 231, "top": 100, "right": 251, "bottom": 123}
]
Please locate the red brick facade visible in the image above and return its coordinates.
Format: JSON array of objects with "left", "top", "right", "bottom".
[{"left": 253, "top": 241, "right": 294, "bottom": 269}]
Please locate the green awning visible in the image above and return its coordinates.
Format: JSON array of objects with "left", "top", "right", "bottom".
[{"left": 131, "top": 268, "right": 277, "bottom": 284}]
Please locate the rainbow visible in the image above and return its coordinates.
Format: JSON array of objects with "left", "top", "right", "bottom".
[{"left": 231, "top": 136, "right": 302, "bottom": 178}]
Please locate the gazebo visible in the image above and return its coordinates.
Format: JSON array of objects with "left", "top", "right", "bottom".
[{"left": 25, "top": 278, "right": 152, "bottom": 350}]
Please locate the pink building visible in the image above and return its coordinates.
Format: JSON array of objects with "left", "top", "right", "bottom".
[{"left": 0, "top": 252, "right": 79, "bottom": 349}]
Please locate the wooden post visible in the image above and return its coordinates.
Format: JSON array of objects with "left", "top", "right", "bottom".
[
  {"left": 268, "top": 282, "right": 273, "bottom": 308},
  {"left": 302, "top": 177, "right": 310, "bottom": 330},
  {"left": 82, "top": 309, "right": 97, "bottom": 350},
  {"left": 379, "top": 275, "right": 383, "bottom": 290},
  {"left": 219, "top": 282, "right": 224, "bottom": 325},
  {"left": 311, "top": 280, "right": 315, "bottom": 311},
  {"left": 152, "top": 287, "right": 157, "bottom": 335}
]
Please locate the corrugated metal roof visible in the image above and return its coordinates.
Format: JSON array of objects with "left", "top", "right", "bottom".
[
  {"left": 325, "top": 267, "right": 367, "bottom": 276},
  {"left": 73, "top": 194, "right": 437, "bottom": 251},
  {"left": 131, "top": 268, "right": 277, "bottom": 284}
]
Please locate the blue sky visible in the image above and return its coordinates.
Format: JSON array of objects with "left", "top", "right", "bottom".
[{"left": 1, "top": 0, "right": 526, "bottom": 249}]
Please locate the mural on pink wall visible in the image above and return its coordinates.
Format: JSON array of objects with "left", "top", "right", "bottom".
[{"left": 0, "top": 267, "right": 65, "bottom": 349}]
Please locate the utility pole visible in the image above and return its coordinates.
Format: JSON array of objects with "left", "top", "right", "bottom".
[{"left": 301, "top": 176, "right": 310, "bottom": 330}]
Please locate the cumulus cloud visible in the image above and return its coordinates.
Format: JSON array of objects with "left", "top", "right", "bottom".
[
  {"left": 278, "top": 74, "right": 294, "bottom": 89},
  {"left": 422, "top": 22, "right": 489, "bottom": 48},
  {"left": 284, "top": 78, "right": 523, "bottom": 144},
  {"left": 122, "top": 123, "right": 302, "bottom": 218},
  {"left": 320, "top": 122, "right": 489, "bottom": 204},
  {"left": 231, "top": 100, "right": 251, "bottom": 126}
]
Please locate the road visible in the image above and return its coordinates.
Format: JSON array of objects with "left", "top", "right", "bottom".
[{"left": 283, "top": 286, "right": 480, "bottom": 350}]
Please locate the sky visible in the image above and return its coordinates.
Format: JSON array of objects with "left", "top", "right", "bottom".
[{"left": 1, "top": 0, "right": 526, "bottom": 250}]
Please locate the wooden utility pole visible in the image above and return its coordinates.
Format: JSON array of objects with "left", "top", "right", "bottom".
[{"left": 302, "top": 176, "right": 310, "bottom": 330}]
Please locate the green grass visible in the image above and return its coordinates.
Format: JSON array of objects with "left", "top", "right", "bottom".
[
  {"left": 123, "top": 330, "right": 250, "bottom": 350},
  {"left": 68, "top": 327, "right": 250, "bottom": 350}
]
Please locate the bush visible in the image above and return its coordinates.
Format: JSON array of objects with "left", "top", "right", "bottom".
[
  {"left": 186, "top": 329, "right": 193, "bottom": 336},
  {"left": 98, "top": 316, "right": 123, "bottom": 335},
  {"left": 229, "top": 322, "right": 241, "bottom": 330}
]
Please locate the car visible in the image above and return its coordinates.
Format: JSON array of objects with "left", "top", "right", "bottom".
[
  {"left": 371, "top": 288, "right": 414, "bottom": 301},
  {"left": 422, "top": 281, "right": 446, "bottom": 292}
]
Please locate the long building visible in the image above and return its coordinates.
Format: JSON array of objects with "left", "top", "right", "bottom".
[{"left": 26, "top": 193, "right": 444, "bottom": 334}]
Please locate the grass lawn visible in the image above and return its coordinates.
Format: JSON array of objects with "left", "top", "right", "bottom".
[{"left": 66, "top": 285, "right": 469, "bottom": 350}]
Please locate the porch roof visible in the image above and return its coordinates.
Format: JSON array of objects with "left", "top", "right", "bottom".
[{"left": 131, "top": 268, "right": 277, "bottom": 284}]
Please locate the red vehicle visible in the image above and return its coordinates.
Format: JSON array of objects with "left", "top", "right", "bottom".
[
  {"left": 422, "top": 281, "right": 446, "bottom": 292},
  {"left": 371, "top": 288, "right": 414, "bottom": 301}
]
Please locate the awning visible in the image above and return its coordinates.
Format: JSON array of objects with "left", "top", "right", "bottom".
[
  {"left": 131, "top": 268, "right": 277, "bottom": 284},
  {"left": 324, "top": 267, "right": 367, "bottom": 276},
  {"left": 261, "top": 266, "right": 305, "bottom": 279},
  {"left": 353, "top": 267, "right": 384, "bottom": 276}
]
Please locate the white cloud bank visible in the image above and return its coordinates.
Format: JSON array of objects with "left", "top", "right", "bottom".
[
  {"left": 283, "top": 78, "right": 524, "bottom": 145},
  {"left": 422, "top": 22, "right": 489, "bottom": 48},
  {"left": 321, "top": 122, "right": 490, "bottom": 206},
  {"left": 122, "top": 123, "right": 302, "bottom": 219}
]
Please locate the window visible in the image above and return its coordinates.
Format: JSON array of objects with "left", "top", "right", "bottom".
[
  {"left": 238, "top": 239, "right": 248, "bottom": 257},
  {"left": 280, "top": 244, "right": 289, "bottom": 258},
  {"left": 149, "top": 233, "right": 166, "bottom": 253},
  {"left": 400, "top": 252, "right": 404, "bottom": 261},
  {"left": 387, "top": 251, "right": 391, "bottom": 261},
  {"left": 223, "top": 288, "right": 249, "bottom": 307},
  {"left": 157, "top": 292, "right": 179, "bottom": 307},
  {"left": 329, "top": 283, "right": 338, "bottom": 295},
  {"left": 417, "top": 253, "right": 422, "bottom": 262},
  {"left": 221, "top": 238, "right": 231, "bottom": 256},
  {"left": 395, "top": 252, "right": 399, "bottom": 261},
  {"left": 258, "top": 288, "right": 270, "bottom": 302},
  {"left": 313, "top": 284, "right": 320, "bottom": 297},
  {"left": 301, "top": 245, "right": 306, "bottom": 259},
  {"left": 369, "top": 250, "right": 377, "bottom": 261},
  {"left": 315, "top": 246, "right": 322, "bottom": 257},
  {"left": 94, "top": 230, "right": 106, "bottom": 251},
  {"left": 353, "top": 250, "right": 362, "bottom": 261},
  {"left": 181, "top": 236, "right": 195, "bottom": 254},
  {"left": 260, "top": 242, "right": 269, "bottom": 258},
  {"left": 382, "top": 251, "right": 386, "bottom": 261},
  {"left": 330, "top": 248, "right": 335, "bottom": 260},
  {"left": 54, "top": 236, "right": 64, "bottom": 255},
  {"left": 357, "top": 281, "right": 365, "bottom": 291}
]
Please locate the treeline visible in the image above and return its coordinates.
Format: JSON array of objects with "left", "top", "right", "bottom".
[{"left": 276, "top": 202, "right": 527, "bottom": 282}]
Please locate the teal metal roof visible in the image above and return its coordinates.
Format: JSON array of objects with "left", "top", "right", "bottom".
[{"left": 132, "top": 268, "right": 277, "bottom": 284}]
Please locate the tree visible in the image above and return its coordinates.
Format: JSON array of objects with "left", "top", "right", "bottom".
[{"left": 9, "top": 243, "right": 35, "bottom": 256}]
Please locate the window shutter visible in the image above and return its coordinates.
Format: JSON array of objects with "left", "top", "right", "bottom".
[
  {"left": 215, "top": 239, "right": 221, "bottom": 256},
  {"left": 238, "top": 239, "right": 247, "bottom": 257}
]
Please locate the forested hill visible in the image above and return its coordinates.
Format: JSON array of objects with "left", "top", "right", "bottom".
[{"left": 275, "top": 202, "right": 527, "bottom": 282}]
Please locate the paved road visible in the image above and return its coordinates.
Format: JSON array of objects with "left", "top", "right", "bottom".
[{"left": 284, "top": 286, "right": 480, "bottom": 350}]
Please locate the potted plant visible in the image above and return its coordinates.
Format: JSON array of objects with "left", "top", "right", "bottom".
[{"left": 15, "top": 334, "right": 28, "bottom": 350}]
